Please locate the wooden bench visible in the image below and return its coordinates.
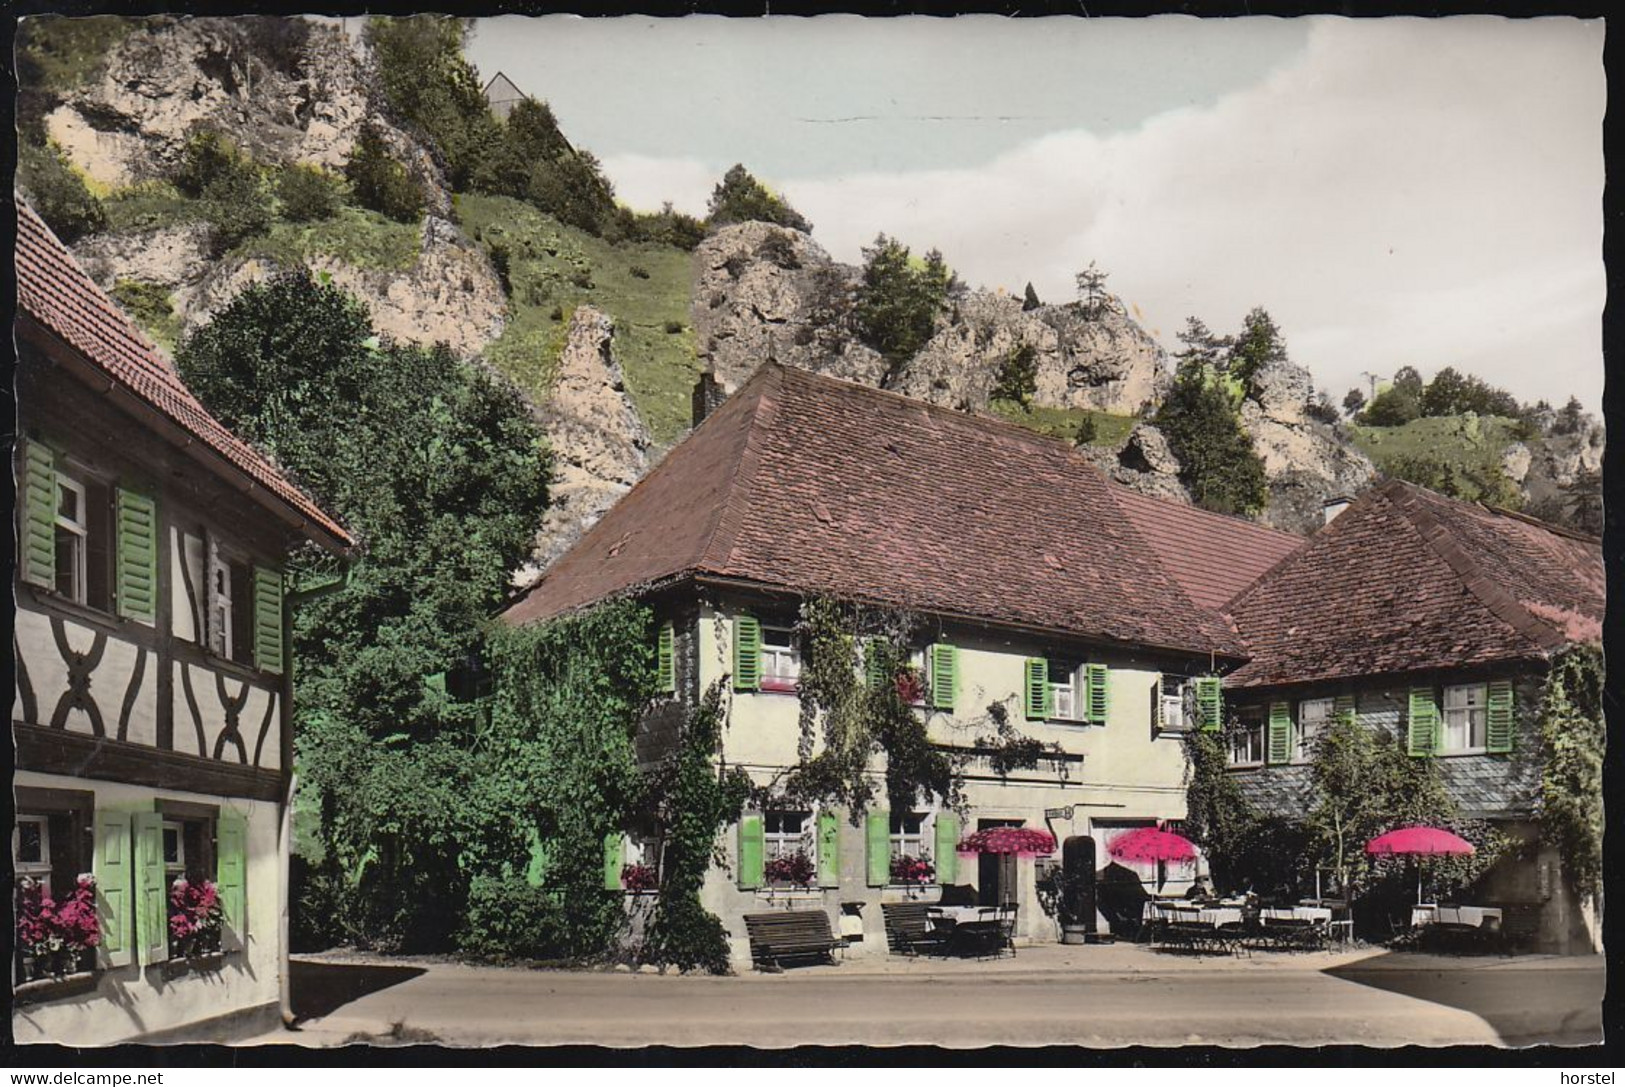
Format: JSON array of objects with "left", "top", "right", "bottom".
[
  {"left": 880, "top": 902, "right": 941, "bottom": 956},
  {"left": 743, "top": 910, "right": 842, "bottom": 972}
]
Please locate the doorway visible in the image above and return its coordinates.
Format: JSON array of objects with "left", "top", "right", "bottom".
[{"left": 977, "top": 819, "right": 1025, "bottom": 906}]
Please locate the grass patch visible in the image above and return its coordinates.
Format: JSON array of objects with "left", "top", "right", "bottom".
[
  {"left": 111, "top": 278, "right": 182, "bottom": 351},
  {"left": 456, "top": 193, "right": 698, "bottom": 445},
  {"left": 989, "top": 401, "right": 1138, "bottom": 448},
  {"left": 1349, "top": 414, "right": 1528, "bottom": 505},
  {"left": 102, "top": 182, "right": 205, "bottom": 234},
  {"left": 236, "top": 205, "right": 421, "bottom": 273},
  {"left": 18, "top": 15, "right": 142, "bottom": 92}
]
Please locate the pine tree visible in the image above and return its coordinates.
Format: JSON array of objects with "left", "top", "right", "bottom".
[{"left": 1022, "top": 282, "right": 1041, "bottom": 311}]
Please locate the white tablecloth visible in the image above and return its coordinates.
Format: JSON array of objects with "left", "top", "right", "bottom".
[
  {"left": 1261, "top": 906, "right": 1332, "bottom": 924},
  {"left": 1148, "top": 904, "right": 1242, "bottom": 927},
  {"left": 1413, "top": 905, "right": 1503, "bottom": 928},
  {"left": 927, "top": 905, "right": 1003, "bottom": 926}
]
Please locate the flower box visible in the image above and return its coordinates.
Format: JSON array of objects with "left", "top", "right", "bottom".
[
  {"left": 12, "top": 970, "right": 98, "bottom": 1006},
  {"left": 15, "top": 874, "right": 101, "bottom": 991}
]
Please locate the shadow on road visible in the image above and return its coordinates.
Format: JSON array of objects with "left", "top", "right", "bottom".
[
  {"left": 290, "top": 960, "right": 428, "bottom": 1023},
  {"left": 1323, "top": 951, "right": 1604, "bottom": 1047}
]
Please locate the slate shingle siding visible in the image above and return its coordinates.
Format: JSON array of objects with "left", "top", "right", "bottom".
[{"left": 1230, "top": 678, "right": 1542, "bottom": 820}]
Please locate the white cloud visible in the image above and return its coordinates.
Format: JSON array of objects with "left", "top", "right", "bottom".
[{"left": 596, "top": 17, "right": 1603, "bottom": 410}]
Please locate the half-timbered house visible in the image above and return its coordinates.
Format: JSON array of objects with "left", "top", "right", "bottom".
[{"left": 12, "top": 203, "right": 353, "bottom": 1042}]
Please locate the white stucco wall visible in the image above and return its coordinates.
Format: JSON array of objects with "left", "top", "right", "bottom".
[{"left": 10, "top": 771, "right": 285, "bottom": 1046}]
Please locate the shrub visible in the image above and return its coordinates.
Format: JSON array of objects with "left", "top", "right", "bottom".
[
  {"left": 629, "top": 264, "right": 650, "bottom": 280},
  {"left": 1305, "top": 392, "right": 1341, "bottom": 426},
  {"left": 17, "top": 142, "right": 106, "bottom": 242},
  {"left": 706, "top": 163, "right": 812, "bottom": 233},
  {"left": 633, "top": 203, "right": 707, "bottom": 251},
  {"left": 200, "top": 163, "right": 273, "bottom": 256},
  {"left": 457, "top": 876, "right": 574, "bottom": 962},
  {"left": 569, "top": 268, "right": 593, "bottom": 290},
  {"left": 991, "top": 343, "right": 1039, "bottom": 410},
  {"left": 1073, "top": 415, "right": 1099, "bottom": 447},
  {"left": 549, "top": 305, "right": 565, "bottom": 322},
  {"left": 344, "top": 124, "right": 424, "bottom": 224},
  {"left": 276, "top": 163, "right": 341, "bottom": 222},
  {"left": 663, "top": 320, "right": 684, "bottom": 335},
  {"left": 1155, "top": 359, "right": 1268, "bottom": 516},
  {"left": 174, "top": 127, "right": 243, "bottom": 198},
  {"left": 487, "top": 240, "right": 512, "bottom": 296},
  {"left": 1359, "top": 385, "right": 1422, "bottom": 427},
  {"left": 754, "top": 230, "right": 801, "bottom": 270},
  {"left": 526, "top": 149, "right": 616, "bottom": 235}
]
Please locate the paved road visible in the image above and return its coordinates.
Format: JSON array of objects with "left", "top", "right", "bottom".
[{"left": 268, "top": 949, "right": 1603, "bottom": 1049}]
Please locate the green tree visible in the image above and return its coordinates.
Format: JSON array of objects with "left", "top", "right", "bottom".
[
  {"left": 1553, "top": 395, "right": 1588, "bottom": 436},
  {"left": 1539, "top": 644, "right": 1604, "bottom": 898},
  {"left": 1561, "top": 467, "right": 1604, "bottom": 536},
  {"left": 1418, "top": 366, "right": 1522, "bottom": 418},
  {"left": 1074, "top": 262, "right": 1113, "bottom": 320},
  {"left": 17, "top": 142, "right": 106, "bottom": 243},
  {"left": 1229, "top": 307, "right": 1288, "bottom": 391},
  {"left": 991, "top": 343, "right": 1039, "bottom": 411},
  {"left": 1359, "top": 385, "right": 1422, "bottom": 427},
  {"left": 853, "top": 234, "right": 952, "bottom": 378},
  {"left": 1154, "top": 356, "right": 1268, "bottom": 516},
  {"left": 706, "top": 164, "right": 812, "bottom": 233},
  {"left": 1342, "top": 387, "right": 1367, "bottom": 418},
  {"left": 527, "top": 148, "right": 617, "bottom": 235},
  {"left": 1022, "top": 282, "right": 1041, "bottom": 312},
  {"left": 344, "top": 122, "right": 424, "bottom": 223},
  {"left": 276, "top": 163, "right": 342, "bottom": 222},
  {"left": 176, "top": 271, "right": 550, "bottom": 950}
]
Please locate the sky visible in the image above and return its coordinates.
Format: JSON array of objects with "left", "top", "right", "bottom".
[{"left": 467, "top": 16, "right": 1605, "bottom": 411}]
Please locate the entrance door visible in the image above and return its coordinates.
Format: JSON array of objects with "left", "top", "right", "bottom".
[{"left": 977, "top": 819, "right": 1024, "bottom": 906}]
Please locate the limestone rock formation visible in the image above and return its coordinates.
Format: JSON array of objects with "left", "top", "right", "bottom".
[
  {"left": 1240, "top": 358, "right": 1376, "bottom": 534},
  {"left": 1079, "top": 423, "right": 1191, "bottom": 503},
  {"left": 519, "top": 306, "right": 651, "bottom": 584}
]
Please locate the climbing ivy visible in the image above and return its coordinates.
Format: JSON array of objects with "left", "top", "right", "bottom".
[
  {"left": 1539, "top": 643, "right": 1604, "bottom": 898},
  {"left": 642, "top": 680, "right": 753, "bottom": 974}
]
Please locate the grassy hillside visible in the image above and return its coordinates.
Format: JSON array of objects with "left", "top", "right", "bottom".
[
  {"left": 1349, "top": 414, "right": 1527, "bottom": 505},
  {"left": 455, "top": 194, "right": 699, "bottom": 446},
  {"left": 989, "top": 401, "right": 1138, "bottom": 448}
]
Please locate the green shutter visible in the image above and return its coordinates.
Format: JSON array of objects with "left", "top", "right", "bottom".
[
  {"left": 733, "top": 616, "right": 761, "bottom": 692},
  {"left": 817, "top": 810, "right": 840, "bottom": 888},
  {"left": 115, "top": 489, "right": 158, "bottom": 623},
  {"left": 1266, "top": 701, "right": 1293, "bottom": 765},
  {"left": 94, "top": 809, "right": 133, "bottom": 969},
  {"left": 131, "top": 812, "right": 168, "bottom": 964},
  {"left": 865, "top": 809, "right": 890, "bottom": 887},
  {"left": 217, "top": 811, "right": 247, "bottom": 950},
  {"left": 1486, "top": 680, "right": 1515, "bottom": 754},
  {"left": 737, "top": 815, "right": 764, "bottom": 889},
  {"left": 1085, "top": 663, "right": 1110, "bottom": 724},
  {"left": 22, "top": 440, "right": 55, "bottom": 588},
  {"left": 1407, "top": 687, "right": 1440, "bottom": 757},
  {"left": 864, "top": 638, "right": 886, "bottom": 688},
  {"left": 933, "top": 812, "right": 960, "bottom": 885},
  {"left": 603, "top": 833, "right": 622, "bottom": 891},
  {"left": 1024, "top": 658, "right": 1050, "bottom": 721},
  {"left": 930, "top": 643, "right": 957, "bottom": 711},
  {"left": 1334, "top": 693, "right": 1357, "bottom": 726},
  {"left": 253, "top": 566, "right": 284, "bottom": 674},
  {"left": 657, "top": 621, "right": 676, "bottom": 693},
  {"left": 1195, "top": 677, "right": 1223, "bottom": 731}
]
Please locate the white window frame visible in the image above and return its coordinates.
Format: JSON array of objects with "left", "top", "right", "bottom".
[
  {"left": 1159, "top": 675, "right": 1193, "bottom": 734},
  {"left": 1296, "top": 697, "right": 1336, "bottom": 763},
  {"left": 14, "top": 815, "right": 52, "bottom": 876},
  {"left": 209, "top": 552, "right": 234, "bottom": 661},
  {"left": 162, "top": 819, "right": 187, "bottom": 881},
  {"left": 1228, "top": 708, "right": 1265, "bottom": 768},
  {"left": 889, "top": 811, "right": 928, "bottom": 862},
  {"left": 762, "top": 810, "right": 812, "bottom": 862},
  {"left": 1442, "top": 683, "right": 1489, "bottom": 755},
  {"left": 1048, "top": 659, "right": 1082, "bottom": 722},
  {"left": 759, "top": 624, "right": 802, "bottom": 690},
  {"left": 53, "top": 474, "right": 88, "bottom": 605}
]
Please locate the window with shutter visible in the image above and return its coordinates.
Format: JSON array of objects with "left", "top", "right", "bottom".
[
  {"left": 933, "top": 812, "right": 960, "bottom": 885},
  {"left": 1485, "top": 680, "right": 1515, "bottom": 754},
  {"left": 657, "top": 621, "right": 676, "bottom": 693},
  {"left": 114, "top": 489, "right": 158, "bottom": 624},
  {"left": 22, "top": 441, "right": 56, "bottom": 588},
  {"left": 1407, "top": 687, "right": 1440, "bottom": 757},
  {"left": 1266, "top": 702, "right": 1293, "bottom": 765},
  {"left": 603, "top": 833, "right": 623, "bottom": 891},
  {"left": 1195, "top": 677, "right": 1223, "bottom": 731},
  {"left": 216, "top": 812, "right": 247, "bottom": 951},
  {"left": 253, "top": 566, "right": 284, "bottom": 674},
  {"left": 865, "top": 810, "right": 890, "bottom": 887},
  {"left": 131, "top": 812, "right": 168, "bottom": 965},
  {"left": 737, "top": 815, "right": 764, "bottom": 889},
  {"left": 817, "top": 810, "right": 840, "bottom": 888},
  {"left": 1085, "top": 663, "right": 1110, "bottom": 724},
  {"left": 94, "top": 810, "right": 133, "bottom": 969},
  {"left": 930, "top": 643, "right": 957, "bottom": 711},
  {"left": 1024, "top": 658, "right": 1050, "bottom": 721},
  {"left": 733, "top": 616, "right": 761, "bottom": 692},
  {"left": 864, "top": 638, "right": 887, "bottom": 688}
]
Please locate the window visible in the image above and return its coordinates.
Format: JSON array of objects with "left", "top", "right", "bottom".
[
  {"left": 1049, "top": 659, "right": 1080, "bottom": 721},
  {"left": 209, "top": 552, "right": 255, "bottom": 666},
  {"left": 1159, "top": 675, "right": 1192, "bottom": 732},
  {"left": 1296, "top": 697, "right": 1336, "bottom": 762},
  {"left": 1228, "top": 706, "right": 1264, "bottom": 767},
  {"left": 158, "top": 807, "right": 220, "bottom": 960},
  {"left": 1443, "top": 684, "right": 1489, "bottom": 753},
  {"left": 13, "top": 815, "right": 52, "bottom": 877},
  {"left": 889, "top": 812, "right": 927, "bottom": 861},
  {"left": 762, "top": 811, "right": 811, "bottom": 860},
  {"left": 759, "top": 625, "right": 802, "bottom": 691},
  {"left": 50, "top": 473, "right": 112, "bottom": 611}
]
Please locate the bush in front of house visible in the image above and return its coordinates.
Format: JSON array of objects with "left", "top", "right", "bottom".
[{"left": 457, "top": 875, "right": 574, "bottom": 962}]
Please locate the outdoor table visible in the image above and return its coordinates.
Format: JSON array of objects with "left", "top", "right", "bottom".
[
  {"left": 1436, "top": 905, "right": 1502, "bottom": 929},
  {"left": 1261, "top": 906, "right": 1332, "bottom": 924},
  {"left": 1411, "top": 904, "right": 1439, "bottom": 928},
  {"left": 926, "top": 905, "right": 1010, "bottom": 957}
]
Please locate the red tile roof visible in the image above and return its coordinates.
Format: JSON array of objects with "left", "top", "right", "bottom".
[
  {"left": 1110, "top": 486, "right": 1304, "bottom": 612},
  {"left": 16, "top": 203, "right": 352, "bottom": 550},
  {"left": 1225, "top": 479, "right": 1602, "bottom": 689},
  {"left": 502, "top": 363, "right": 1247, "bottom": 658}
]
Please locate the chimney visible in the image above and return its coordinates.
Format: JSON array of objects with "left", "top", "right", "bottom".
[
  {"left": 692, "top": 371, "right": 728, "bottom": 428},
  {"left": 1322, "top": 495, "right": 1354, "bottom": 526}
]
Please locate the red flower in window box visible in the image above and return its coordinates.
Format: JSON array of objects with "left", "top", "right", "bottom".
[
  {"left": 14, "top": 875, "right": 100, "bottom": 980},
  {"left": 895, "top": 671, "right": 926, "bottom": 705},
  {"left": 621, "top": 863, "right": 659, "bottom": 893},
  {"left": 763, "top": 850, "right": 816, "bottom": 888},
  {"left": 890, "top": 854, "right": 935, "bottom": 885},
  {"left": 167, "top": 877, "right": 223, "bottom": 959}
]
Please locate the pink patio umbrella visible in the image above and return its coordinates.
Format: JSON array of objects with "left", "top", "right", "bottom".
[
  {"left": 1365, "top": 825, "right": 1475, "bottom": 904},
  {"left": 955, "top": 827, "right": 1057, "bottom": 855},
  {"left": 1106, "top": 826, "right": 1198, "bottom": 893}
]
